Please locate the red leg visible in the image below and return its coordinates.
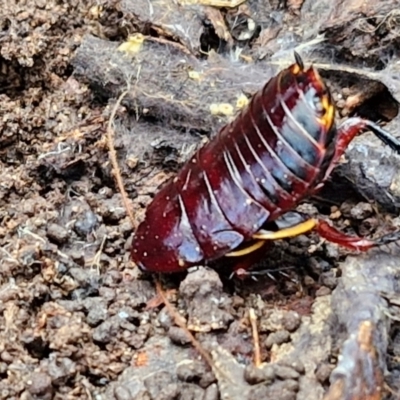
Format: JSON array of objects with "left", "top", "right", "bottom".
[
  {"left": 229, "top": 217, "right": 400, "bottom": 277},
  {"left": 232, "top": 241, "right": 271, "bottom": 278},
  {"left": 315, "top": 220, "right": 375, "bottom": 251},
  {"left": 323, "top": 117, "right": 400, "bottom": 181},
  {"left": 315, "top": 219, "right": 400, "bottom": 251},
  {"left": 315, "top": 117, "right": 400, "bottom": 249}
]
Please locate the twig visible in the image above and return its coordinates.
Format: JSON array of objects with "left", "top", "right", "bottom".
[
  {"left": 89, "top": 235, "right": 107, "bottom": 274},
  {"left": 155, "top": 278, "right": 218, "bottom": 372},
  {"left": 249, "top": 307, "right": 261, "bottom": 367},
  {"left": 106, "top": 89, "right": 136, "bottom": 228}
]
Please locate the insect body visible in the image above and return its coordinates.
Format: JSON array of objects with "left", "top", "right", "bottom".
[{"left": 131, "top": 54, "right": 400, "bottom": 273}]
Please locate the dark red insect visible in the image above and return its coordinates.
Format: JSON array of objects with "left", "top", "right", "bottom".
[{"left": 131, "top": 54, "right": 400, "bottom": 273}]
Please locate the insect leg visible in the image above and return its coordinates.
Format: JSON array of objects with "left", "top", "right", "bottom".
[
  {"left": 324, "top": 117, "right": 400, "bottom": 180},
  {"left": 226, "top": 219, "right": 317, "bottom": 257},
  {"left": 253, "top": 218, "right": 317, "bottom": 240},
  {"left": 253, "top": 218, "right": 400, "bottom": 252},
  {"left": 315, "top": 220, "right": 400, "bottom": 251},
  {"left": 225, "top": 240, "right": 266, "bottom": 257},
  {"left": 364, "top": 120, "right": 400, "bottom": 153},
  {"left": 314, "top": 219, "right": 375, "bottom": 251}
]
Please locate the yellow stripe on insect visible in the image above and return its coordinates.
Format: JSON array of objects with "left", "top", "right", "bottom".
[
  {"left": 318, "top": 96, "right": 335, "bottom": 129},
  {"left": 292, "top": 63, "right": 302, "bottom": 75},
  {"left": 225, "top": 240, "right": 265, "bottom": 257},
  {"left": 253, "top": 218, "right": 317, "bottom": 240}
]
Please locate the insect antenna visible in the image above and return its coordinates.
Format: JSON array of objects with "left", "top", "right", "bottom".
[
  {"left": 366, "top": 121, "right": 400, "bottom": 153},
  {"left": 294, "top": 51, "right": 304, "bottom": 71}
]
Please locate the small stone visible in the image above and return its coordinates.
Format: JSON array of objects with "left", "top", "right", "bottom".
[
  {"left": 158, "top": 307, "right": 173, "bottom": 329},
  {"left": 144, "top": 371, "right": 179, "bottom": 399},
  {"left": 92, "top": 317, "right": 119, "bottom": 343},
  {"left": 176, "top": 359, "right": 213, "bottom": 386},
  {"left": 179, "top": 383, "right": 205, "bottom": 398},
  {"left": 282, "top": 311, "right": 301, "bottom": 332},
  {"left": 122, "top": 332, "right": 146, "bottom": 349},
  {"left": 260, "top": 309, "right": 301, "bottom": 333},
  {"left": 359, "top": 217, "right": 379, "bottom": 236},
  {"left": 324, "top": 242, "right": 340, "bottom": 259},
  {"left": 46, "top": 223, "right": 69, "bottom": 244},
  {"left": 277, "top": 358, "right": 305, "bottom": 375},
  {"left": 98, "top": 287, "right": 116, "bottom": 303},
  {"left": 319, "top": 270, "right": 338, "bottom": 289},
  {"left": 179, "top": 267, "right": 233, "bottom": 332},
  {"left": 350, "top": 202, "right": 373, "bottom": 220},
  {"left": 98, "top": 187, "right": 114, "bottom": 198},
  {"left": 74, "top": 210, "right": 98, "bottom": 236},
  {"left": 278, "top": 379, "right": 299, "bottom": 392},
  {"left": 86, "top": 303, "right": 107, "bottom": 326},
  {"left": 126, "top": 155, "right": 139, "bottom": 169},
  {"left": 0, "top": 362, "right": 7, "bottom": 374},
  {"left": 102, "top": 269, "right": 123, "bottom": 286},
  {"left": 69, "top": 250, "right": 84, "bottom": 265},
  {"left": 114, "top": 386, "right": 131, "bottom": 400},
  {"left": 27, "top": 372, "right": 52, "bottom": 397},
  {"left": 114, "top": 378, "right": 150, "bottom": 400},
  {"left": 120, "top": 220, "right": 133, "bottom": 236},
  {"left": 254, "top": 379, "right": 298, "bottom": 399},
  {"left": 274, "top": 365, "right": 300, "bottom": 380},
  {"left": 47, "top": 357, "right": 76, "bottom": 385},
  {"left": 231, "top": 295, "right": 245, "bottom": 308},
  {"left": 265, "top": 330, "right": 290, "bottom": 349},
  {"left": 315, "top": 362, "right": 333, "bottom": 383},
  {"left": 315, "top": 286, "right": 331, "bottom": 296},
  {"left": 244, "top": 363, "right": 275, "bottom": 385},
  {"left": 22, "top": 199, "right": 36, "bottom": 216},
  {"left": 168, "top": 327, "right": 192, "bottom": 346},
  {"left": 303, "top": 275, "right": 315, "bottom": 287},
  {"left": 98, "top": 198, "right": 126, "bottom": 222},
  {"left": 1, "top": 351, "right": 13, "bottom": 363}
]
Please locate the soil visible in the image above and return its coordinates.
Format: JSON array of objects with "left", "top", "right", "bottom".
[{"left": 1, "top": 0, "right": 400, "bottom": 399}]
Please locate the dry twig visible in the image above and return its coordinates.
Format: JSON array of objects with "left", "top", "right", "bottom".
[{"left": 106, "top": 89, "right": 136, "bottom": 229}]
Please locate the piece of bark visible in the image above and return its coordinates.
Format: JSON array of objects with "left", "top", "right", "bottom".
[
  {"left": 72, "top": 35, "right": 276, "bottom": 134},
  {"left": 324, "top": 246, "right": 400, "bottom": 400}
]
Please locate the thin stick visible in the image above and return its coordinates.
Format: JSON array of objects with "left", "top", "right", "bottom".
[
  {"left": 106, "top": 90, "right": 136, "bottom": 228},
  {"left": 249, "top": 307, "right": 261, "bottom": 367},
  {"left": 155, "top": 279, "right": 216, "bottom": 369}
]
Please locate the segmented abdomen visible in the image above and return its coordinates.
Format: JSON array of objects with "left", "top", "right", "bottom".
[{"left": 132, "top": 64, "right": 337, "bottom": 273}]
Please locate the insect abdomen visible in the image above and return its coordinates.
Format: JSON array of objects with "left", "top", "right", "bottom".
[{"left": 132, "top": 63, "right": 336, "bottom": 272}]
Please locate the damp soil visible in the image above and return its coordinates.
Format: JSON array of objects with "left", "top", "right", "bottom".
[{"left": 1, "top": 1, "right": 400, "bottom": 399}]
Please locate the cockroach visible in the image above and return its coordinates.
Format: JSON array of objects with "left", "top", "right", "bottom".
[{"left": 131, "top": 53, "right": 400, "bottom": 273}]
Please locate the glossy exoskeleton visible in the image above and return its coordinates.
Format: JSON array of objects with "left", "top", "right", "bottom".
[{"left": 132, "top": 54, "right": 400, "bottom": 273}]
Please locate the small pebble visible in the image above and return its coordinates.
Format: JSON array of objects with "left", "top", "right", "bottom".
[
  {"left": 282, "top": 311, "right": 301, "bottom": 332},
  {"left": 244, "top": 363, "right": 275, "bottom": 385},
  {"left": 350, "top": 202, "right": 373, "bottom": 220},
  {"left": 319, "top": 271, "right": 338, "bottom": 289},
  {"left": 27, "top": 372, "right": 52, "bottom": 397},
  {"left": 277, "top": 358, "right": 305, "bottom": 374},
  {"left": 74, "top": 210, "right": 98, "bottom": 236},
  {"left": 168, "top": 326, "right": 192, "bottom": 346},
  {"left": 274, "top": 365, "right": 300, "bottom": 380},
  {"left": 265, "top": 330, "right": 290, "bottom": 349},
  {"left": 46, "top": 223, "right": 69, "bottom": 244},
  {"left": 316, "top": 286, "right": 331, "bottom": 296},
  {"left": 315, "top": 362, "right": 334, "bottom": 383}
]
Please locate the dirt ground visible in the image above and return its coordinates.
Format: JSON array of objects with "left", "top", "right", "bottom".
[{"left": 1, "top": 0, "right": 400, "bottom": 399}]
